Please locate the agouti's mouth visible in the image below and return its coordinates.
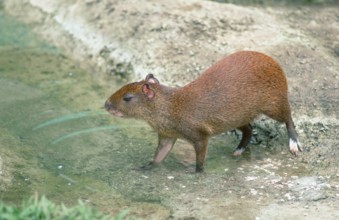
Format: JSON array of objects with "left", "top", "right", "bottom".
[
  {"left": 108, "top": 109, "right": 124, "bottom": 117},
  {"left": 104, "top": 100, "right": 124, "bottom": 117}
]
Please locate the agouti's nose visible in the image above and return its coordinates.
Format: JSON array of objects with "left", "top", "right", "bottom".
[{"left": 104, "top": 100, "right": 111, "bottom": 110}]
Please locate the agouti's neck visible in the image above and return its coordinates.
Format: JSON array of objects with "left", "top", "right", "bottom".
[
  {"left": 143, "top": 85, "right": 179, "bottom": 131},
  {"left": 154, "top": 85, "right": 179, "bottom": 114}
]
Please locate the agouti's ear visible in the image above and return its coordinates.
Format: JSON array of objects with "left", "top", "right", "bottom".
[
  {"left": 145, "top": 74, "right": 160, "bottom": 84},
  {"left": 142, "top": 83, "right": 155, "bottom": 99}
]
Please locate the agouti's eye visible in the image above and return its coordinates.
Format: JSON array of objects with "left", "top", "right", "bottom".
[{"left": 123, "top": 94, "right": 134, "bottom": 102}]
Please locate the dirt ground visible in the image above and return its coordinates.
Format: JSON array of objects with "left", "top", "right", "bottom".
[{"left": 2, "top": 0, "right": 338, "bottom": 219}]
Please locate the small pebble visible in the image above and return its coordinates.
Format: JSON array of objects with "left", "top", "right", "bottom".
[
  {"left": 245, "top": 176, "right": 258, "bottom": 181},
  {"left": 250, "top": 189, "right": 258, "bottom": 195},
  {"left": 284, "top": 193, "right": 293, "bottom": 200}
]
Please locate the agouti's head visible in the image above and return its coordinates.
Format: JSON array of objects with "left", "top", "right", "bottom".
[{"left": 104, "top": 74, "right": 160, "bottom": 118}]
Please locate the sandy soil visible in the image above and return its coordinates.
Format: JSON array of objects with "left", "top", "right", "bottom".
[{"left": 2, "top": 0, "right": 338, "bottom": 219}]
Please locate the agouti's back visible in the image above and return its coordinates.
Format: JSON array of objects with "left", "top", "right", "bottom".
[{"left": 173, "top": 51, "right": 289, "bottom": 134}]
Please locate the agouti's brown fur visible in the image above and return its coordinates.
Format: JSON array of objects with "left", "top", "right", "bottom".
[{"left": 105, "top": 51, "right": 302, "bottom": 172}]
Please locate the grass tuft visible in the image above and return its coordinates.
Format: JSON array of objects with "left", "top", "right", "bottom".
[{"left": 0, "top": 194, "right": 130, "bottom": 220}]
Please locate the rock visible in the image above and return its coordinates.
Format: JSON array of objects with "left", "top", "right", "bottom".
[
  {"left": 302, "top": 189, "right": 328, "bottom": 201},
  {"left": 289, "top": 176, "right": 322, "bottom": 191},
  {"left": 333, "top": 44, "right": 339, "bottom": 56},
  {"left": 288, "top": 176, "right": 330, "bottom": 201}
]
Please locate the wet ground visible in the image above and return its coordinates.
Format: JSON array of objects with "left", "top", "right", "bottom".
[{"left": 0, "top": 8, "right": 338, "bottom": 220}]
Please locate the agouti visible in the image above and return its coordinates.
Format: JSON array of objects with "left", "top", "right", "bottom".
[{"left": 105, "top": 51, "right": 302, "bottom": 172}]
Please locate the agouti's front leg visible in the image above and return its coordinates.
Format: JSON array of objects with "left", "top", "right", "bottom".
[
  {"left": 140, "top": 135, "right": 176, "bottom": 170},
  {"left": 193, "top": 138, "right": 209, "bottom": 172},
  {"left": 152, "top": 134, "right": 177, "bottom": 164}
]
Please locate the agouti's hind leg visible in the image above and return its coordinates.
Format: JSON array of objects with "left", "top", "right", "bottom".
[
  {"left": 286, "top": 119, "right": 302, "bottom": 156},
  {"left": 233, "top": 124, "right": 252, "bottom": 156},
  {"left": 262, "top": 100, "right": 302, "bottom": 156}
]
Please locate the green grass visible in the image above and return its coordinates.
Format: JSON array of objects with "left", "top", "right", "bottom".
[{"left": 0, "top": 195, "right": 130, "bottom": 220}]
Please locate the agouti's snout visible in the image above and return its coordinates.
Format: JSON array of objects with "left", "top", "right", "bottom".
[
  {"left": 104, "top": 100, "right": 111, "bottom": 111},
  {"left": 105, "top": 51, "right": 302, "bottom": 172},
  {"left": 104, "top": 100, "right": 125, "bottom": 117}
]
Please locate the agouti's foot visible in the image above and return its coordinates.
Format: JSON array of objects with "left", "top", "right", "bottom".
[
  {"left": 233, "top": 147, "right": 245, "bottom": 156},
  {"left": 289, "top": 139, "right": 302, "bottom": 156},
  {"left": 138, "top": 162, "right": 156, "bottom": 171},
  {"left": 195, "top": 164, "right": 204, "bottom": 173}
]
